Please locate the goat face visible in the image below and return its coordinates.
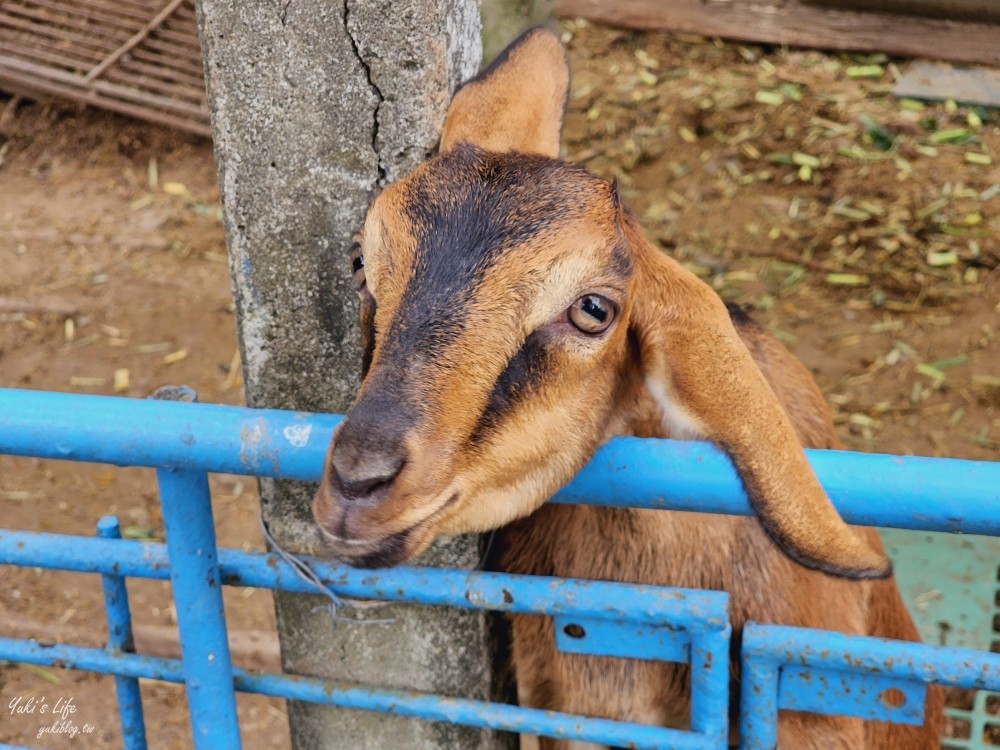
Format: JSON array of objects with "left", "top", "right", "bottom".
[{"left": 313, "top": 144, "right": 637, "bottom": 567}]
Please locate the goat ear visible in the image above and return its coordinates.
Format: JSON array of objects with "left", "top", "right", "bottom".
[
  {"left": 441, "top": 27, "right": 568, "bottom": 158},
  {"left": 628, "top": 240, "right": 892, "bottom": 580}
]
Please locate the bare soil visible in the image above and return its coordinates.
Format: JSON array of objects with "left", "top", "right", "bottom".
[
  {"left": 0, "top": 102, "right": 289, "bottom": 748},
  {"left": 1, "top": 19, "right": 997, "bottom": 749}
]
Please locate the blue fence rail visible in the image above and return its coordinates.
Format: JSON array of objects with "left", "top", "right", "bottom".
[{"left": 0, "top": 387, "right": 999, "bottom": 749}]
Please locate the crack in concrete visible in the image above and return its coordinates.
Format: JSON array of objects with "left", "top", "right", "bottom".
[{"left": 344, "top": 0, "right": 386, "bottom": 186}]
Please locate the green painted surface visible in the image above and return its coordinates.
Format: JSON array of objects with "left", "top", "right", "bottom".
[
  {"left": 882, "top": 529, "right": 1000, "bottom": 748},
  {"left": 881, "top": 529, "right": 999, "bottom": 650}
]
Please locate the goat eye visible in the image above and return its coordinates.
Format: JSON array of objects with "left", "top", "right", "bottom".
[
  {"left": 349, "top": 243, "right": 366, "bottom": 289},
  {"left": 568, "top": 294, "right": 616, "bottom": 334}
]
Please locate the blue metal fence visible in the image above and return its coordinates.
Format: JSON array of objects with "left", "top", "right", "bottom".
[{"left": 1, "top": 387, "right": 999, "bottom": 749}]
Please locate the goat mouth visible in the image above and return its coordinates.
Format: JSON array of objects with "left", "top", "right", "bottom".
[
  {"left": 318, "top": 490, "right": 462, "bottom": 568},
  {"left": 320, "top": 529, "right": 384, "bottom": 548},
  {"left": 320, "top": 525, "right": 416, "bottom": 569}
]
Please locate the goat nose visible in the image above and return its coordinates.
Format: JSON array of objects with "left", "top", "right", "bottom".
[{"left": 330, "top": 442, "right": 406, "bottom": 503}]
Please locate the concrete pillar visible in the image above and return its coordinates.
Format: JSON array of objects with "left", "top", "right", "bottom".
[{"left": 195, "top": 2, "right": 510, "bottom": 747}]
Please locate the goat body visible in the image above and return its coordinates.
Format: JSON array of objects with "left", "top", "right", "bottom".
[{"left": 497, "top": 274, "right": 939, "bottom": 748}]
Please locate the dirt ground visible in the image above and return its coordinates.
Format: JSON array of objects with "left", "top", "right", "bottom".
[
  {"left": 1, "top": 19, "right": 998, "bottom": 750},
  {"left": 0, "top": 92, "right": 290, "bottom": 748}
]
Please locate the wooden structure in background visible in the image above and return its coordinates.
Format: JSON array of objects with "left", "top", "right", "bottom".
[
  {"left": 0, "top": 0, "right": 209, "bottom": 136},
  {"left": 553, "top": 0, "right": 1000, "bottom": 66},
  {"left": 2, "top": 0, "right": 997, "bottom": 136},
  {"left": 806, "top": 0, "right": 1000, "bottom": 24}
]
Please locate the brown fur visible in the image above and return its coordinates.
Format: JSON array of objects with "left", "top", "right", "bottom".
[{"left": 312, "top": 28, "right": 943, "bottom": 748}]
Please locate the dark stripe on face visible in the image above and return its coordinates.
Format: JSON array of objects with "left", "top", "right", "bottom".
[
  {"left": 470, "top": 328, "right": 550, "bottom": 444},
  {"left": 608, "top": 240, "right": 632, "bottom": 279},
  {"left": 358, "top": 289, "right": 377, "bottom": 379},
  {"left": 380, "top": 145, "right": 599, "bottom": 360},
  {"left": 367, "top": 145, "right": 622, "bottom": 436}
]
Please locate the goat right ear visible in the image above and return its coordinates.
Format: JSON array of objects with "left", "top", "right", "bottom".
[
  {"left": 628, "top": 240, "right": 892, "bottom": 581},
  {"left": 441, "top": 27, "right": 569, "bottom": 158}
]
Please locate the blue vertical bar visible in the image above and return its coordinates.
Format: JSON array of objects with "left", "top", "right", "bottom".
[
  {"left": 97, "top": 516, "right": 148, "bottom": 750},
  {"left": 739, "top": 623, "right": 780, "bottom": 750},
  {"left": 156, "top": 468, "right": 241, "bottom": 749},
  {"left": 689, "top": 623, "right": 732, "bottom": 749}
]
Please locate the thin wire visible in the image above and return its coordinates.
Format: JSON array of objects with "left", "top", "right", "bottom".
[
  {"left": 259, "top": 515, "right": 500, "bottom": 630},
  {"left": 477, "top": 529, "right": 498, "bottom": 571},
  {"left": 259, "top": 514, "right": 394, "bottom": 630}
]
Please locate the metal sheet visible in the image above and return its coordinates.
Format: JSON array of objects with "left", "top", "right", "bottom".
[
  {"left": 553, "top": 614, "right": 691, "bottom": 662},
  {"left": 779, "top": 665, "right": 926, "bottom": 724}
]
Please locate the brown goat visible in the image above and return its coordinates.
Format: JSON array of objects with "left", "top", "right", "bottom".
[{"left": 312, "top": 28, "right": 943, "bottom": 749}]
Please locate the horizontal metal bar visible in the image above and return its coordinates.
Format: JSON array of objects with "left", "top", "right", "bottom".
[
  {"left": 0, "top": 639, "right": 713, "bottom": 750},
  {"left": 0, "top": 11, "right": 124, "bottom": 54},
  {"left": 0, "top": 530, "right": 730, "bottom": 628},
  {"left": 84, "top": 0, "right": 185, "bottom": 83},
  {"left": 130, "top": 45, "right": 205, "bottom": 77},
  {"left": 102, "top": 67, "right": 205, "bottom": 102},
  {"left": 742, "top": 623, "right": 1000, "bottom": 691},
  {"left": 561, "top": 436, "right": 1000, "bottom": 535},
  {"left": 91, "top": 79, "right": 206, "bottom": 117},
  {"left": 0, "top": 389, "right": 997, "bottom": 534},
  {"left": 0, "top": 389, "right": 337, "bottom": 478}
]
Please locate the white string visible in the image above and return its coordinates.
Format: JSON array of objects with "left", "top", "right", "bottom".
[
  {"left": 259, "top": 514, "right": 395, "bottom": 630},
  {"left": 258, "top": 515, "right": 500, "bottom": 632}
]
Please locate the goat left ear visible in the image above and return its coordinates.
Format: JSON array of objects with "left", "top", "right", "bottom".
[
  {"left": 440, "top": 27, "right": 569, "bottom": 158},
  {"left": 627, "top": 240, "right": 892, "bottom": 580}
]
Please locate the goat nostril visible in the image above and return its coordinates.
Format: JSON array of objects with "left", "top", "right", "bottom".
[
  {"left": 331, "top": 447, "right": 406, "bottom": 504},
  {"left": 340, "top": 471, "right": 397, "bottom": 500}
]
